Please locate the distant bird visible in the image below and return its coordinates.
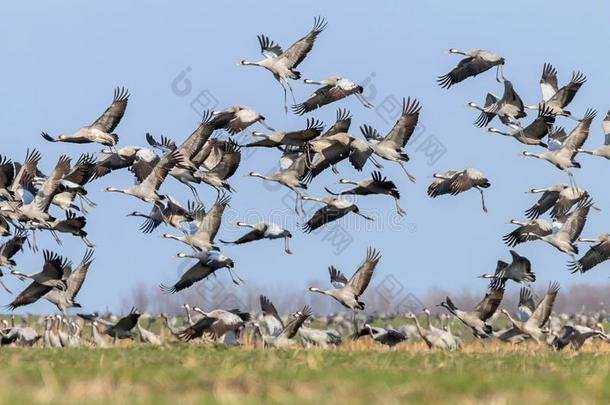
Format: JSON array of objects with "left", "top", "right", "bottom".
[
  {"left": 243, "top": 123, "right": 324, "bottom": 155},
  {"left": 242, "top": 118, "right": 324, "bottom": 149},
  {"left": 503, "top": 219, "right": 552, "bottom": 247},
  {"left": 105, "top": 149, "right": 184, "bottom": 205},
  {"left": 14, "top": 155, "right": 71, "bottom": 225},
  {"left": 422, "top": 308, "right": 460, "bottom": 350},
  {"left": 324, "top": 171, "right": 405, "bottom": 216},
  {"left": 213, "top": 105, "right": 275, "bottom": 135},
  {"left": 128, "top": 197, "right": 200, "bottom": 234},
  {"left": 359, "top": 97, "right": 421, "bottom": 182},
  {"left": 145, "top": 111, "right": 225, "bottom": 202},
  {"left": 552, "top": 324, "right": 607, "bottom": 351},
  {"left": 493, "top": 287, "right": 534, "bottom": 344},
  {"left": 43, "top": 249, "right": 94, "bottom": 313},
  {"left": 487, "top": 107, "right": 555, "bottom": 147},
  {"left": 439, "top": 279, "right": 505, "bottom": 338},
  {"left": 105, "top": 307, "right": 141, "bottom": 341},
  {"left": 41, "top": 87, "right": 129, "bottom": 147},
  {"left": 524, "top": 183, "right": 589, "bottom": 219},
  {"left": 500, "top": 282, "right": 560, "bottom": 344},
  {"left": 301, "top": 195, "right": 373, "bottom": 233},
  {"left": 522, "top": 109, "right": 597, "bottom": 188},
  {"left": 322, "top": 108, "right": 352, "bottom": 138},
  {"left": 34, "top": 153, "right": 97, "bottom": 213},
  {"left": 298, "top": 323, "right": 342, "bottom": 349},
  {"left": 162, "top": 193, "right": 230, "bottom": 251},
  {"left": 247, "top": 152, "right": 310, "bottom": 214},
  {"left": 526, "top": 198, "right": 593, "bottom": 256},
  {"left": 468, "top": 80, "right": 526, "bottom": 127},
  {"left": 568, "top": 233, "right": 610, "bottom": 274},
  {"left": 516, "top": 286, "right": 537, "bottom": 321},
  {"left": 240, "top": 17, "right": 327, "bottom": 112},
  {"left": 93, "top": 146, "right": 146, "bottom": 179},
  {"left": 194, "top": 140, "right": 241, "bottom": 194},
  {"left": 427, "top": 168, "right": 491, "bottom": 213},
  {"left": 293, "top": 76, "right": 373, "bottom": 114},
  {"left": 357, "top": 324, "right": 407, "bottom": 348},
  {"left": 306, "top": 132, "right": 376, "bottom": 178},
  {"left": 579, "top": 110, "right": 610, "bottom": 159},
  {"left": 0, "top": 230, "right": 27, "bottom": 293},
  {"left": 220, "top": 221, "right": 293, "bottom": 254},
  {"left": 407, "top": 312, "right": 455, "bottom": 350},
  {"left": 137, "top": 319, "right": 163, "bottom": 346},
  {"left": 437, "top": 49, "right": 505, "bottom": 88},
  {"left": 6, "top": 149, "right": 41, "bottom": 203},
  {"left": 317, "top": 109, "right": 353, "bottom": 174},
  {"left": 42, "top": 210, "right": 95, "bottom": 248},
  {"left": 525, "top": 63, "right": 586, "bottom": 120},
  {"left": 160, "top": 250, "right": 238, "bottom": 292},
  {"left": 258, "top": 295, "right": 312, "bottom": 348},
  {"left": 178, "top": 308, "right": 250, "bottom": 343},
  {"left": 478, "top": 250, "right": 536, "bottom": 284},
  {"left": 7, "top": 251, "right": 68, "bottom": 310},
  {"left": 308, "top": 248, "right": 381, "bottom": 316},
  {"left": 90, "top": 321, "right": 108, "bottom": 348}
]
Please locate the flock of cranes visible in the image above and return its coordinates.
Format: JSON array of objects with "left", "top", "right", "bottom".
[{"left": 0, "top": 18, "right": 608, "bottom": 351}]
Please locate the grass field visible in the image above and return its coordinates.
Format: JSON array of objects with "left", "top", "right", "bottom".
[{"left": 0, "top": 344, "right": 609, "bottom": 404}]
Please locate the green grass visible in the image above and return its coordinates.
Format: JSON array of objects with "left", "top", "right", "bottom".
[{"left": 0, "top": 346, "right": 608, "bottom": 404}]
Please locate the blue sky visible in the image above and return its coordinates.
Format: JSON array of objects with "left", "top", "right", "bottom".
[{"left": 1, "top": 1, "right": 609, "bottom": 313}]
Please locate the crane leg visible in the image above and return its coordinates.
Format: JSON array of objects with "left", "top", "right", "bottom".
[
  {"left": 0, "top": 278, "right": 12, "bottom": 294},
  {"left": 355, "top": 92, "right": 374, "bottom": 108},
  {"left": 394, "top": 197, "right": 406, "bottom": 216},
  {"left": 284, "top": 236, "right": 292, "bottom": 255},
  {"left": 82, "top": 236, "right": 96, "bottom": 248},
  {"left": 295, "top": 190, "right": 307, "bottom": 215},
  {"left": 227, "top": 267, "right": 243, "bottom": 285},
  {"left": 81, "top": 194, "right": 98, "bottom": 208},
  {"left": 280, "top": 81, "right": 289, "bottom": 114},
  {"left": 285, "top": 79, "right": 297, "bottom": 105},
  {"left": 398, "top": 162, "right": 416, "bottom": 183},
  {"left": 370, "top": 156, "right": 384, "bottom": 170},
  {"left": 566, "top": 170, "right": 579, "bottom": 191},
  {"left": 188, "top": 184, "right": 203, "bottom": 205},
  {"left": 476, "top": 187, "right": 488, "bottom": 213},
  {"left": 355, "top": 211, "right": 374, "bottom": 221},
  {"left": 50, "top": 230, "right": 62, "bottom": 246},
  {"left": 30, "top": 230, "right": 38, "bottom": 253},
  {"left": 78, "top": 196, "right": 88, "bottom": 214}
]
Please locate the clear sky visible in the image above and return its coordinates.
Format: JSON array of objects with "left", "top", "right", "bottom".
[{"left": 1, "top": 1, "right": 609, "bottom": 314}]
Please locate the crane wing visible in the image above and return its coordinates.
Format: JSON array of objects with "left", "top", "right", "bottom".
[{"left": 90, "top": 87, "right": 129, "bottom": 133}]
